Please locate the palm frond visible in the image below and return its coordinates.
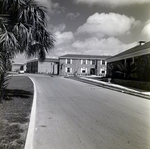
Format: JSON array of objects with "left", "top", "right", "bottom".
[
  {"left": 2, "top": 0, "right": 54, "bottom": 63},
  {"left": 0, "top": 52, "right": 5, "bottom": 73},
  {"left": 13, "top": 23, "right": 33, "bottom": 52},
  {"left": 0, "top": 31, "right": 19, "bottom": 57}
]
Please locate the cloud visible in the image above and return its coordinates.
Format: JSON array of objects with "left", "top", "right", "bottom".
[
  {"left": 47, "top": 2, "right": 66, "bottom": 14},
  {"left": 76, "top": 12, "right": 140, "bottom": 38},
  {"left": 35, "top": 0, "right": 66, "bottom": 14},
  {"left": 49, "top": 31, "right": 75, "bottom": 56},
  {"left": 51, "top": 2, "right": 66, "bottom": 14},
  {"left": 49, "top": 23, "right": 66, "bottom": 33},
  {"left": 141, "top": 20, "right": 150, "bottom": 39},
  {"left": 67, "top": 13, "right": 80, "bottom": 19},
  {"left": 72, "top": 37, "right": 137, "bottom": 55},
  {"left": 55, "top": 31, "right": 74, "bottom": 45},
  {"left": 74, "top": 0, "right": 150, "bottom": 7},
  {"left": 35, "top": 0, "right": 51, "bottom": 8}
]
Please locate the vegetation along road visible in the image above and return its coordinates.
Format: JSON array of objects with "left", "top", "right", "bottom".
[{"left": 27, "top": 74, "right": 150, "bottom": 149}]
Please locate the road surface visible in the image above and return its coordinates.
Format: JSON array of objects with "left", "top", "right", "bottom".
[{"left": 28, "top": 74, "right": 150, "bottom": 149}]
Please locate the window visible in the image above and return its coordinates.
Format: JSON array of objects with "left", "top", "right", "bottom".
[
  {"left": 102, "top": 70, "right": 105, "bottom": 74},
  {"left": 67, "top": 68, "right": 70, "bottom": 72},
  {"left": 81, "top": 59, "right": 87, "bottom": 65},
  {"left": 81, "top": 68, "right": 87, "bottom": 73},
  {"left": 102, "top": 60, "right": 105, "bottom": 65},
  {"left": 91, "top": 60, "right": 95, "bottom": 65},
  {"left": 66, "top": 67, "right": 72, "bottom": 73},
  {"left": 82, "top": 69, "right": 86, "bottom": 73},
  {"left": 66, "top": 59, "right": 72, "bottom": 64},
  {"left": 67, "top": 59, "right": 71, "bottom": 64}
]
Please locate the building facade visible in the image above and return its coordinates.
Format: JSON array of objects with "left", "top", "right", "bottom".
[
  {"left": 26, "top": 58, "right": 59, "bottom": 74},
  {"left": 11, "top": 63, "right": 23, "bottom": 72},
  {"left": 59, "top": 54, "right": 110, "bottom": 76},
  {"left": 107, "top": 41, "right": 150, "bottom": 82}
]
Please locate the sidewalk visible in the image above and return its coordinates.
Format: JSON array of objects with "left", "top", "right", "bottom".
[{"left": 67, "top": 76, "right": 150, "bottom": 100}]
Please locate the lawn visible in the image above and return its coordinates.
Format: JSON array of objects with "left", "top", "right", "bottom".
[{"left": 0, "top": 76, "right": 33, "bottom": 149}]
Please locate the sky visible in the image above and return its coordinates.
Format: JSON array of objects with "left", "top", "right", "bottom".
[{"left": 15, "top": 0, "right": 150, "bottom": 63}]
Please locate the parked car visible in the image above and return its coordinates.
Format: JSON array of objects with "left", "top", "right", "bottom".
[{"left": 19, "top": 70, "right": 24, "bottom": 74}]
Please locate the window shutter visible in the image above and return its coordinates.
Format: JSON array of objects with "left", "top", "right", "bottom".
[
  {"left": 86, "top": 68, "right": 87, "bottom": 73},
  {"left": 71, "top": 59, "right": 72, "bottom": 64},
  {"left": 100, "top": 60, "right": 102, "bottom": 65},
  {"left": 66, "top": 59, "right": 67, "bottom": 64},
  {"left": 90, "top": 60, "right": 92, "bottom": 65},
  {"left": 81, "top": 59, "right": 83, "bottom": 64},
  {"left": 86, "top": 60, "right": 87, "bottom": 64}
]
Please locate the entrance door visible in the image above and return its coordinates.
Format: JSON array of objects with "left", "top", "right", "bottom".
[{"left": 90, "top": 68, "right": 95, "bottom": 75}]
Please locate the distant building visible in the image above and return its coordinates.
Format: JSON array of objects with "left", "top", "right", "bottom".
[
  {"left": 26, "top": 58, "right": 59, "bottom": 74},
  {"left": 107, "top": 41, "right": 150, "bottom": 82},
  {"left": 59, "top": 54, "right": 110, "bottom": 76},
  {"left": 11, "top": 63, "right": 23, "bottom": 72}
]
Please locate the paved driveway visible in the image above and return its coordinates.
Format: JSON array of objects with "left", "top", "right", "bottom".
[{"left": 28, "top": 74, "right": 150, "bottom": 149}]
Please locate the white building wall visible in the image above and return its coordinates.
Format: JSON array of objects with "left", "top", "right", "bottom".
[
  {"left": 11, "top": 64, "right": 22, "bottom": 72},
  {"left": 38, "top": 62, "right": 53, "bottom": 74},
  {"left": 38, "top": 62, "right": 58, "bottom": 74},
  {"left": 54, "top": 64, "right": 58, "bottom": 74}
]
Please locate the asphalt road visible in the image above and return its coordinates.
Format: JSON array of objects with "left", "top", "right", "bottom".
[{"left": 28, "top": 74, "right": 150, "bottom": 149}]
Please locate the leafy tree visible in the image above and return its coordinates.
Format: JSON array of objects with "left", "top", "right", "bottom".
[{"left": 0, "top": 0, "right": 54, "bottom": 102}]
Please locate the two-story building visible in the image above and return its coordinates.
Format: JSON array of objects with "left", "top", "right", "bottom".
[{"left": 59, "top": 54, "right": 110, "bottom": 76}]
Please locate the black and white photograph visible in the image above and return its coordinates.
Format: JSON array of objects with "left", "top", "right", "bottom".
[{"left": 0, "top": 0, "right": 150, "bottom": 148}]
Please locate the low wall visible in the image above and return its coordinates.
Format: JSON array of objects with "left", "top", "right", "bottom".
[{"left": 112, "top": 79, "right": 150, "bottom": 91}]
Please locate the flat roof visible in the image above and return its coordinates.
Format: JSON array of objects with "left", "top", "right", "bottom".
[{"left": 12, "top": 63, "right": 23, "bottom": 66}]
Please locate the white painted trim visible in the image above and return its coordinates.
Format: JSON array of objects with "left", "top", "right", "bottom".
[
  {"left": 90, "top": 60, "right": 92, "bottom": 65},
  {"left": 100, "top": 60, "right": 102, "bottom": 65},
  {"left": 81, "top": 59, "right": 87, "bottom": 65},
  {"left": 86, "top": 68, "right": 87, "bottom": 73},
  {"left": 70, "top": 59, "right": 72, "bottom": 64},
  {"left": 100, "top": 68, "right": 106, "bottom": 74},
  {"left": 81, "top": 67, "right": 87, "bottom": 73}
]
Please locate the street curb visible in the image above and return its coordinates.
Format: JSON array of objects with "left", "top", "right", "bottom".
[
  {"left": 66, "top": 76, "right": 150, "bottom": 100},
  {"left": 24, "top": 77, "right": 37, "bottom": 149}
]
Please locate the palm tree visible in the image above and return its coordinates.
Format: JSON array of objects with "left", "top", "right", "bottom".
[
  {"left": 0, "top": 0, "right": 54, "bottom": 101},
  {"left": 2, "top": 0, "right": 54, "bottom": 61},
  {"left": 116, "top": 62, "right": 136, "bottom": 79}
]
